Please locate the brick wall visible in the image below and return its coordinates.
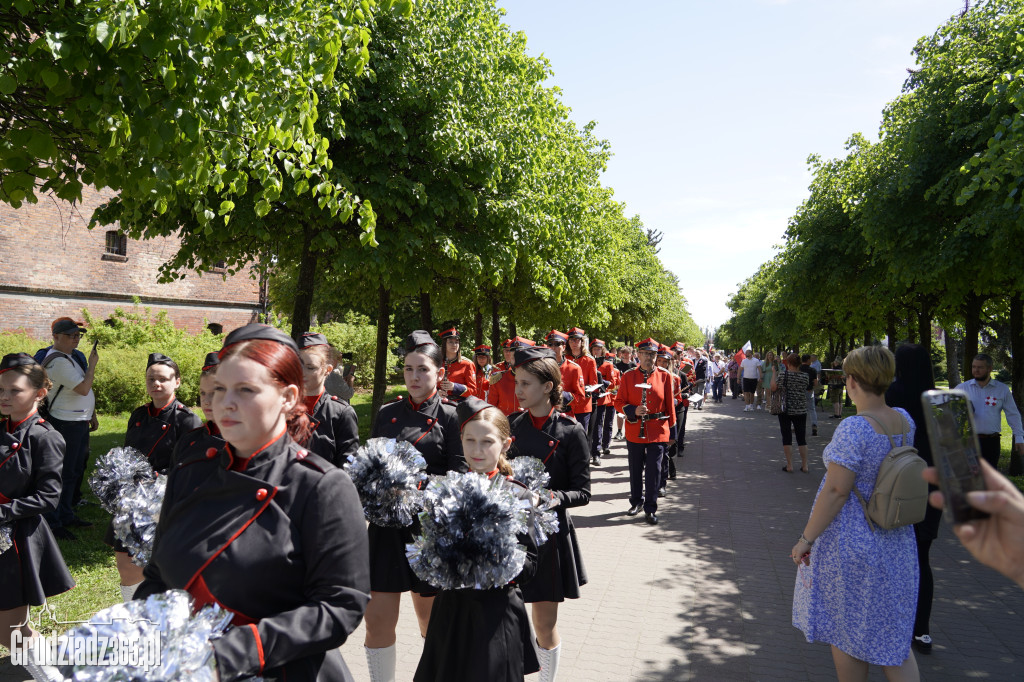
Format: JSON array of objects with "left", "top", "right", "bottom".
[{"left": 0, "top": 187, "right": 263, "bottom": 338}]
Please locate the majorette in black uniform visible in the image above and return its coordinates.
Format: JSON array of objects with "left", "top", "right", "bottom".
[
  {"left": 414, "top": 398, "right": 540, "bottom": 682},
  {"left": 506, "top": 347, "right": 590, "bottom": 603},
  {"left": 297, "top": 333, "right": 359, "bottom": 467},
  {"left": 0, "top": 353, "right": 75, "bottom": 610},
  {"left": 171, "top": 352, "right": 226, "bottom": 466},
  {"left": 136, "top": 324, "right": 370, "bottom": 682},
  {"left": 105, "top": 353, "right": 202, "bottom": 552},
  {"left": 369, "top": 331, "right": 465, "bottom": 594}
]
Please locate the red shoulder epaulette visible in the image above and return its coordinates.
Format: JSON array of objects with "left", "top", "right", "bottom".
[{"left": 295, "top": 448, "right": 327, "bottom": 473}]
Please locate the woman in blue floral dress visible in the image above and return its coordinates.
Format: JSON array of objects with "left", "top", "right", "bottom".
[{"left": 791, "top": 346, "right": 920, "bottom": 681}]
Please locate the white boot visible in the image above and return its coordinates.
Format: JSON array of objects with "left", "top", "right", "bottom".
[
  {"left": 535, "top": 641, "right": 561, "bottom": 682},
  {"left": 364, "top": 644, "right": 396, "bottom": 682},
  {"left": 119, "top": 582, "right": 142, "bottom": 603}
]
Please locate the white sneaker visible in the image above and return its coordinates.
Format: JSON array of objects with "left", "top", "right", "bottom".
[{"left": 756, "top": 404, "right": 762, "bottom": 411}]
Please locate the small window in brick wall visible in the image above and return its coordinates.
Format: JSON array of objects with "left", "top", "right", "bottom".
[
  {"left": 208, "top": 260, "right": 228, "bottom": 274},
  {"left": 102, "top": 231, "right": 128, "bottom": 262}
]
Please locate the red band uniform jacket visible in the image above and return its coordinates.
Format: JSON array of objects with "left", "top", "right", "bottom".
[
  {"left": 304, "top": 391, "right": 359, "bottom": 467},
  {"left": 614, "top": 367, "right": 678, "bottom": 443},
  {"left": 567, "top": 353, "right": 599, "bottom": 414},
  {"left": 507, "top": 409, "right": 590, "bottom": 602},
  {"left": 0, "top": 413, "right": 75, "bottom": 609},
  {"left": 368, "top": 390, "right": 465, "bottom": 593},
  {"left": 439, "top": 356, "right": 478, "bottom": 401},
  {"left": 136, "top": 431, "right": 371, "bottom": 682},
  {"left": 486, "top": 363, "right": 522, "bottom": 416},
  {"left": 557, "top": 359, "right": 588, "bottom": 417},
  {"left": 597, "top": 363, "right": 620, "bottom": 408}
]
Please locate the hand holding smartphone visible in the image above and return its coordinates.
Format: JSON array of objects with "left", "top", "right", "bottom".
[{"left": 920, "top": 389, "right": 989, "bottom": 524}]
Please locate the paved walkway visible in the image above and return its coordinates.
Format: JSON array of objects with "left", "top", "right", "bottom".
[{"left": 3, "top": 396, "right": 1023, "bottom": 680}]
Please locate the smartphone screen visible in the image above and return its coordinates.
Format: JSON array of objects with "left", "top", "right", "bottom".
[
  {"left": 920, "top": 389, "right": 988, "bottom": 524},
  {"left": 92, "top": 340, "right": 99, "bottom": 353}
]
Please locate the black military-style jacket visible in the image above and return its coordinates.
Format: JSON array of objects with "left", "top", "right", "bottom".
[
  {"left": 371, "top": 390, "right": 465, "bottom": 475},
  {"left": 305, "top": 391, "right": 359, "bottom": 467},
  {"left": 170, "top": 421, "right": 223, "bottom": 469},
  {"left": 136, "top": 431, "right": 370, "bottom": 682},
  {"left": 507, "top": 409, "right": 591, "bottom": 509},
  {"left": 124, "top": 399, "right": 202, "bottom": 474},
  {"left": 0, "top": 413, "right": 64, "bottom": 523}
]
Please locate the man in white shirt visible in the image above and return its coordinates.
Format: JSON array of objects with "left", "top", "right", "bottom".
[
  {"left": 42, "top": 318, "right": 99, "bottom": 540},
  {"left": 710, "top": 353, "right": 727, "bottom": 403},
  {"left": 740, "top": 353, "right": 762, "bottom": 411},
  {"left": 958, "top": 354, "right": 1024, "bottom": 469}
]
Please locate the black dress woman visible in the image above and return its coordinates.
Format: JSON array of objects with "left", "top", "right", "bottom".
[
  {"left": 508, "top": 346, "right": 590, "bottom": 682},
  {"left": 110, "top": 353, "right": 202, "bottom": 601},
  {"left": 364, "top": 331, "right": 464, "bottom": 682},
  {"left": 297, "top": 333, "right": 359, "bottom": 467},
  {"left": 0, "top": 354, "right": 75, "bottom": 654},
  {"left": 136, "top": 324, "right": 370, "bottom": 681}
]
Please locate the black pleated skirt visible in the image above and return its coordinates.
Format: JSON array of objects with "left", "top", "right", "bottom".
[
  {"left": 414, "top": 585, "right": 539, "bottom": 682},
  {"left": 0, "top": 516, "right": 75, "bottom": 609},
  {"left": 520, "top": 509, "right": 587, "bottom": 603},
  {"left": 367, "top": 521, "right": 437, "bottom": 595}
]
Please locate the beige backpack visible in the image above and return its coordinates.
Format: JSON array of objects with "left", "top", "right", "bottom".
[{"left": 853, "top": 414, "right": 928, "bottom": 531}]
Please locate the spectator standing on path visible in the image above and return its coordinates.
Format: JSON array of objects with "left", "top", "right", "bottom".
[
  {"left": 762, "top": 350, "right": 779, "bottom": 411},
  {"left": 800, "top": 354, "right": 819, "bottom": 437},
  {"left": 710, "top": 353, "right": 726, "bottom": 403},
  {"left": 885, "top": 344, "right": 940, "bottom": 655},
  {"left": 792, "top": 345, "right": 920, "bottom": 682},
  {"left": 40, "top": 318, "right": 98, "bottom": 541},
  {"left": 727, "top": 355, "right": 740, "bottom": 400},
  {"left": 957, "top": 353, "right": 1024, "bottom": 469},
  {"left": 772, "top": 353, "right": 810, "bottom": 473},
  {"left": 739, "top": 352, "right": 762, "bottom": 411},
  {"left": 826, "top": 357, "right": 845, "bottom": 419},
  {"left": 754, "top": 352, "right": 766, "bottom": 409}
]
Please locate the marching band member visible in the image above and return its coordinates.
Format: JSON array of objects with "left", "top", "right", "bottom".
[
  {"left": 298, "top": 333, "right": 360, "bottom": 467},
  {"left": 613, "top": 346, "right": 636, "bottom": 439},
  {"left": 508, "top": 346, "right": 590, "bottom": 682},
  {"left": 488, "top": 337, "right": 533, "bottom": 416},
  {"left": 365, "top": 331, "right": 465, "bottom": 682},
  {"left": 545, "top": 331, "right": 586, "bottom": 421},
  {"left": 414, "top": 397, "right": 541, "bottom": 682},
  {"left": 614, "top": 339, "right": 677, "bottom": 526},
  {"left": 437, "top": 328, "right": 477, "bottom": 402},
  {"left": 566, "top": 328, "right": 600, "bottom": 438},
  {"left": 656, "top": 345, "right": 683, "bottom": 495},
  {"left": 136, "top": 324, "right": 370, "bottom": 681},
  {"left": 0, "top": 354, "right": 75, "bottom": 653},
  {"left": 589, "top": 341, "right": 618, "bottom": 467},
  {"left": 471, "top": 345, "right": 493, "bottom": 401},
  {"left": 110, "top": 352, "right": 201, "bottom": 601}
]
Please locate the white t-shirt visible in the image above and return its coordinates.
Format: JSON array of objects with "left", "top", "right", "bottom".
[
  {"left": 740, "top": 357, "right": 762, "bottom": 380},
  {"left": 43, "top": 351, "right": 94, "bottom": 421},
  {"left": 711, "top": 361, "right": 726, "bottom": 378}
]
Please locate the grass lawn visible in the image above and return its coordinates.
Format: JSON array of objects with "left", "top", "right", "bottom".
[{"left": 5, "top": 387, "right": 405, "bottom": 649}]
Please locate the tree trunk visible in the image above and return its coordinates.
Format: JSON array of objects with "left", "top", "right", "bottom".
[
  {"left": 370, "top": 285, "right": 392, "bottom": 434},
  {"left": 828, "top": 334, "right": 835, "bottom": 362},
  {"left": 290, "top": 226, "right": 318, "bottom": 340},
  {"left": 490, "top": 298, "right": 501, "bottom": 351},
  {"left": 944, "top": 328, "right": 960, "bottom": 387},
  {"left": 474, "top": 311, "right": 484, "bottom": 349},
  {"left": 886, "top": 310, "right": 897, "bottom": 351},
  {"left": 864, "top": 330, "right": 872, "bottom": 346},
  {"left": 962, "top": 293, "right": 984, "bottom": 372},
  {"left": 917, "top": 299, "right": 932, "bottom": 355},
  {"left": 1010, "top": 293, "right": 1023, "bottom": 476},
  {"left": 907, "top": 311, "right": 917, "bottom": 344},
  {"left": 849, "top": 334, "right": 856, "bottom": 352},
  {"left": 419, "top": 291, "right": 433, "bottom": 332},
  {"left": 509, "top": 320, "right": 517, "bottom": 337}
]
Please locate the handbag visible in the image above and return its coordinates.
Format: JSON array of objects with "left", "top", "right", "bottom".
[{"left": 770, "top": 369, "right": 786, "bottom": 415}]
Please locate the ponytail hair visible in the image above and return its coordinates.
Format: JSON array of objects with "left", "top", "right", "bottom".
[
  {"left": 220, "top": 339, "right": 312, "bottom": 445},
  {"left": 517, "top": 357, "right": 562, "bottom": 410}
]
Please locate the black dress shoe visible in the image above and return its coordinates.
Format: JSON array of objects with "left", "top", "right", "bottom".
[
  {"left": 67, "top": 516, "right": 93, "bottom": 528},
  {"left": 645, "top": 513, "right": 659, "bottom": 525},
  {"left": 812, "top": 427, "right": 818, "bottom": 436},
  {"left": 51, "top": 527, "right": 77, "bottom": 541},
  {"left": 602, "top": 448, "right": 610, "bottom": 456},
  {"left": 627, "top": 504, "right": 643, "bottom": 516},
  {"left": 592, "top": 456, "right": 602, "bottom": 467}
]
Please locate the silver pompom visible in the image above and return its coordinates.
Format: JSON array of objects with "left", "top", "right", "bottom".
[
  {"left": 112, "top": 475, "right": 167, "bottom": 567},
  {"left": 344, "top": 437, "right": 427, "bottom": 527},
  {"left": 406, "top": 471, "right": 528, "bottom": 590},
  {"left": 0, "top": 524, "right": 12, "bottom": 554},
  {"left": 56, "top": 589, "right": 263, "bottom": 681},
  {"left": 503, "top": 461, "right": 560, "bottom": 547},
  {"left": 89, "top": 447, "right": 154, "bottom": 514}
]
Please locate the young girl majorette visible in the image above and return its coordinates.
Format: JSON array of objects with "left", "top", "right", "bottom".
[
  {"left": 298, "top": 333, "right": 359, "bottom": 466},
  {"left": 414, "top": 397, "right": 541, "bottom": 681},
  {"left": 364, "top": 331, "right": 465, "bottom": 682},
  {"left": 508, "top": 346, "right": 591, "bottom": 682},
  {"left": 0, "top": 353, "right": 75, "bottom": 653}
]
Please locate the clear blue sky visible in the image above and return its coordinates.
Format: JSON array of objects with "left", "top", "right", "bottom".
[{"left": 499, "top": 0, "right": 966, "bottom": 333}]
